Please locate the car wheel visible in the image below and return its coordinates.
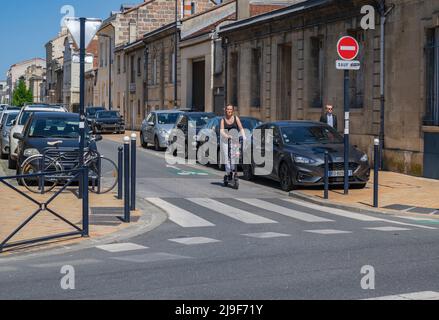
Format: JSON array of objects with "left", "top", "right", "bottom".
[
  {"left": 16, "top": 166, "right": 23, "bottom": 186},
  {"left": 279, "top": 162, "right": 294, "bottom": 192},
  {"left": 242, "top": 164, "right": 254, "bottom": 181},
  {"left": 140, "top": 132, "right": 148, "bottom": 148},
  {"left": 352, "top": 183, "right": 367, "bottom": 189},
  {"left": 154, "top": 136, "right": 161, "bottom": 152},
  {"left": 0, "top": 150, "right": 7, "bottom": 160},
  {"left": 8, "top": 154, "right": 16, "bottom": 170}
]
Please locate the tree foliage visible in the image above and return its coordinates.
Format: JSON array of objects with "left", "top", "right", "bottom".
[{"left": 12, "top": 79, "right": 33, "bottom": 107}]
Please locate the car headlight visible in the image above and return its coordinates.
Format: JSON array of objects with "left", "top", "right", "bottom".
[
  {"left": 360, "top": 154, "right": 368, "bottom": 162},
  {"left": 159, "top": 128, "right": 168, "bottom": 136},
  {"left": 24, "top": 148, "right": 40, "bottom": 157},
  {"left": 292, "top": 154, "right": 317, "bottom": 165}
]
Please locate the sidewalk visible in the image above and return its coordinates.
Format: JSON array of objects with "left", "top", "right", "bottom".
[
  {"left": 0, "top": 180, "right": 142, "bottom": 255},
  {"left": 294, "top": 171, "right": 439, "bottom": 216}
]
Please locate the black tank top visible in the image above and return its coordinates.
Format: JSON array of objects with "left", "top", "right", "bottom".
[{"left": 223, "top": 116, "right": 239, "bottom": 131}]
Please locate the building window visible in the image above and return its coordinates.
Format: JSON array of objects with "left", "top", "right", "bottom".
[
  {"left": 117, "top": 55, "right": 121, "bottom": 74},
  {"left": 169, "top": 51, "right": 175, "bottom": 84},
  {"left": 123, "top": 55, "right": 126, "bottom": 73},
  {"left": 230, "top": 52, "right": 239, "bottom": 106},
  {"left": 348, "top": 30, "right": 365, "bottom": 109},
  {"left": 309, "top": 36, "right": 324, "bottom": 109},
  {"left": 100, "top": 43, "right": 104, "bottom": 67},
  {"left": 250, "top": 48, "right": 262, "bottom": 108},
  {"left": 137, "top": 57, "right": 142, "bottom": 77},
  {"left": 138, "top": 100, "right": 141, "bottom": 116},
  {"left": 426, "top": 27, "right": 439, "bottom": 126},
  {"left": 130, "top": 55, "right": 135, "bottom": 83},
  {"left": 152, "top": 56, "right": 158, "bottom": 85}
]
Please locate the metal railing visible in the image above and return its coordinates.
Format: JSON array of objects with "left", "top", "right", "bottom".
[{"left": 0, "top": 167, "right": 89, "bottom": 253}]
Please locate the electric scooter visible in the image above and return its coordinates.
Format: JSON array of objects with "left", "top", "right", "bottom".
[{"left": 223, "top": 138, "right": 240, "bottom": 190}]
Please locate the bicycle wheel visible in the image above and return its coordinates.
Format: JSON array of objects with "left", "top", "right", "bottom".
[
  {"left": 87, "top": 156, "right": 118, "bottom": 194},
  {"left": 20, "top": 155, "right": 62, "bottom": 193}
]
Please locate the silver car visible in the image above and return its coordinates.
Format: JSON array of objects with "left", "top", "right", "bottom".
[
  {"left": 140, "top": 110, "right": 182, "bottom": 151},
  {"left": 0, "top": 110, "right": 19, "bottom": 159}
]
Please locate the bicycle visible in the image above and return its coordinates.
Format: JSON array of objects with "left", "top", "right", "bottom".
[{"left": 19, "top": 141, "right": 118, "bottom": 194}]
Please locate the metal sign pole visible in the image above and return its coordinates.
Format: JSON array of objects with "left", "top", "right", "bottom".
[
  {"left": 79, "top": 17, "right": 86, "bottom": 199},
  {"left": 343, "top": 69, "right": 350, "bottom": 195}
]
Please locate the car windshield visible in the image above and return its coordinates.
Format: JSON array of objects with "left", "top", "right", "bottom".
[
  {"left": 5, "top": 113, "right": 18, "bottom": 127},
  {"left": 241, "top": 118, "right": 263, "bottom": 131},
  {"left": 188, "top": 114, "right": 214, "bottom": 127},
  {"left": 280, "top": 125, "right": 344, "bottom": 145},
  {"left": 157, "top": 113, "right": 180, "bottom": 125},
  {"left": 97, "top": 111, "right": 119, "bottom": 119},
  {"left": 87, "top": 108, "right": 105, "bottom": 116},
  {"left": 18, "top": 111, "right": 33, "bottom": 125},
  {"left": 29, "top": 117, "right": 80, "bottom": 138}
]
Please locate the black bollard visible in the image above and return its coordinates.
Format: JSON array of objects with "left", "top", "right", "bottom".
[
  {"left": 130, "top": 133, "right": 137, "bottom": 211},
  {"left": 82, "top": 166, "right": 89, "bottom": 237},
  {"left": 374, "top": 138, "right": 380, "bottom": 208},
  {"left": 324, "top": 151, "right": 329, "bottom": 200},
  {"left": 117, "top": 146, "right": 123, "bottom": 200},
  {"left": 124, "top": 136, "right": 130, "bottom": 223}
]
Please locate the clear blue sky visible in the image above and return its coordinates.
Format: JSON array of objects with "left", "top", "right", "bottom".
[{"left": 0, "top": 0, "right": 140, "bottom": 79}]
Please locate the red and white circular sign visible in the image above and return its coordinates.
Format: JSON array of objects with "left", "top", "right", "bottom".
[{"left": 337, "top": 36, "right": 359, "bottom": 61}]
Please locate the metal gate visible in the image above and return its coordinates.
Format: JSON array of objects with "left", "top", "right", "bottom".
[{"left": 424, "top": 133, "right": 439, "bottom": 179}]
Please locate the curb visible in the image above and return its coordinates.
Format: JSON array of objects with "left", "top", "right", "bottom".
[
  {"left": 0, "top": 197, "right": 168, "bottom": 262},
  {"left": 289, "top": 190, "right": 439, "bottom": 220}
]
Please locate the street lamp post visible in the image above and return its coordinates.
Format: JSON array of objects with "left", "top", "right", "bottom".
[{"left": 174, "top": 0, "right": 179, "bottom": 109}]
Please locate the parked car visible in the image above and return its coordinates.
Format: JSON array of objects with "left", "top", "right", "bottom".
[
  {"left": 140, "top": 110, "right": 183, "bottom": 151},
  {"left": 86, "top": 106, "right": 106, "bottom": 125},
  {"left": 91, "top": 110, "right": 125, "bottom": 134},
  {"left": 8, "top": 105, "right": 67, "bottom": 169},
  {"left": 242, "top": 121, "right": 370, "bottom": 191},
  {"left": 14, "top": 112, "right": 99, "bottom": 173},
  {"left": 168, "top": 112, "right": 216, "bottom": 158},
  {"left": 197, "top": 116, "right": 263, "bottom": 169},
  {"left": 0, "top": 110, "right": 19, "bottom": 159}
]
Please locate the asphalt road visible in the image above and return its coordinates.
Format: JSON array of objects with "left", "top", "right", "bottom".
[{"left": 1, "top": 138, "right": 439, "bottom": 300}]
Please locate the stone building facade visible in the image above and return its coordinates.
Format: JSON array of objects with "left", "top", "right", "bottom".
[
  {"left": 95, "top": 0, "right": 218, "bottom": 115},
  {"left": 45, "top": 28, "right": 69, "bottom": 104},
  {"left": 24, "top": 64, "right": 46, "bottom": 103},
  {"left": 218, "top": 0, "right": 439, "bottom": 179},
  {"left": 0, "top": 81, "right": 8, "bottom": 104}
]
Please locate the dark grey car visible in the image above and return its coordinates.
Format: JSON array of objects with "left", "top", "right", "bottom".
[{"left": 243, "top": 121, "right": 370, "bottom": 191}]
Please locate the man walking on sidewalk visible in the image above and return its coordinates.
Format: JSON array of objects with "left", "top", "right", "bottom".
[{"left": 320, "top": 104, "right": 338, "bottom": 130}]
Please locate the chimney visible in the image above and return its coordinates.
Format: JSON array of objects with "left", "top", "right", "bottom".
[{"left": 237, "top": 0, "right": 250, "bottom": 20}]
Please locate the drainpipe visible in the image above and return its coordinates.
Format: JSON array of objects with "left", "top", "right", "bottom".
[
  {"left": 378, "top": 0, "right": 395, "bottom": 170},
  {"left": 223, "top": 36, "right": 229, "bottom": 108}
]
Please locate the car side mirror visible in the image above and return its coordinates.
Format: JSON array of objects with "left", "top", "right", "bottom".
[
  {"left": 94, "top": 134, "right": 103, "bottom": 142},
  {"left": 11, "top": 120, "right": 16, "bottom": 126},
  {"left": 13, "top": 132, "right": 24, "bottom": 140},
  {"left": 273, "top": 137, "right": 281, "bottom": 146},
  {"left": 148, "top": 121, "right": 155, "bottom": 126}
]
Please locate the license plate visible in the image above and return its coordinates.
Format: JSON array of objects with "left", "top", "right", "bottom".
[{"left": 329, "top": 170, "right": 353, "bottom": 177}]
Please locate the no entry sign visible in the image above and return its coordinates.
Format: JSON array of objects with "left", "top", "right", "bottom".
[{"left": 337, "top": 36, "right": 359, "bottom": 61}]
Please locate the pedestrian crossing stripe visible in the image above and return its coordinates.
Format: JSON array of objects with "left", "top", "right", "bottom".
[
  {"left": 237, "top": 198, "right": 332, "bottom": 223},
  {"left": 187, "top": 198, "right": 277, "bottom": 224},
  {"left": 147, "top": 198, "right": 215, "bottom": 228}
]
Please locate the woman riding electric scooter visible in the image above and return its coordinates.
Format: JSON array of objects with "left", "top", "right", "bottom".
[{"left": 220, "top": 105, "right": 246, "bottom": 188}]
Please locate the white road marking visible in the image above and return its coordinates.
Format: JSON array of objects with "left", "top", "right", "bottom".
[
  {"left": 112, "top": 252, "right": 191, "bottom": 263},
  {"left": 31, "top": 259, "right": 101, "bottom": 268},
  {"left": 96, "top": 243, "right": 148, "bottom": 253},
  {"left": 283, "top": 198, "right": 437, "bottom": 230},
  {"left": 305, "top": 229, "right": 352, "bottom": 235},
  {"left": 365, "top": 291, "right": 439, "bottom": 300},
  {"left": 187, "top": 198, "right": 277, "bottom": 224},
  {"left": 243, "top": 232, "right": 291, "bottom": 239},
  {"left": 169, "top": 237, "right": 220, "bottom": 245},
  {"left": 366, "top": 226, "right": 411, "bottom": 232},
  {"left": 396, "top": 216, "right": 436, "bottom": 222},
  {"left": 238, "top": 198, "right": 333, "bottom": 223},
  {"left": 147, "top": 198, "right": 215, "bottom": 228}
]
